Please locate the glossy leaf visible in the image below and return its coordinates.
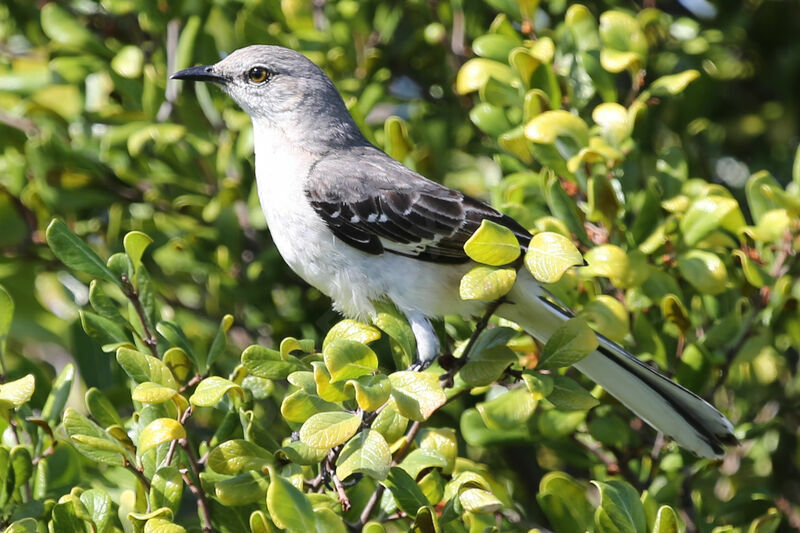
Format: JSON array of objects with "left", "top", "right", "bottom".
[
  {"left": 323, "top": 339, "right": 379, "bottom": 383},
  {"left": 336, "top": 429, "right": 392, "bottom": 481},
  {"left": 525, "top": 231, "right": 584, "bottom": 283},
  {"left": 388, "top": 371, "right": 447, "bottom": 421},
  {"left": 138, "top": 418, "right": 186, "bottom": 453},
  {"left": 463, "top": 219, "right": 521, "bottom": 266},
  {"left": 459, "top": 265, "right": 517, "bottom": 301},
  {"left": 299, "top": 411, "right": 362, "bottom": 449}
]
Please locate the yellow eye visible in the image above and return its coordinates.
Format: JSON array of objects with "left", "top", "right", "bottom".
[{"left": 247, "top": 67, "right": 269, "bottom": 84}]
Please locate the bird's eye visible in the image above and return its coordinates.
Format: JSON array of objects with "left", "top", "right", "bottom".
[{"left": 247, "top": 66, "right": 270, "bottom": 84}]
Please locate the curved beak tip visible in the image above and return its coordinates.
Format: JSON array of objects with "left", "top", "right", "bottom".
[{"left": 170, "top": 65, "right": 225, "bottom": 83}]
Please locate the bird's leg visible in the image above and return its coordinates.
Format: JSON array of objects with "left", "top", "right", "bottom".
[{"left": 405, "top": 312, "right": 440, "bottom": 371}]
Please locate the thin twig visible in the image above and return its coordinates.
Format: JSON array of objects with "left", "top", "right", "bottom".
[
  {"left": 180, "top": 438, "right": 213, "bottom": 532},
  {"left": 124, "top": 459, "right": 151, "bottom": 491},
  {"left": 156, "top": 18, "right": 180, "bottom": 122},
  {"left": 331, "top": 473, "right": 351, "bottom": 511},
  {"left": 181, "top": 469, "right": 213, "bottom": 533},
  {"left": 440, "top": 298, "right": 505, "bottom": 387},
  {"left": 165, "top": 406, "right": 194, "bottom": 467},
  {"left": 121, "top": 274, "right": 159, "bottom": 359}
]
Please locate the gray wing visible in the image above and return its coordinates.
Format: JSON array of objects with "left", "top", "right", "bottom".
[{"left": 305, "top": 146, "right": 531, "bottom": 264}]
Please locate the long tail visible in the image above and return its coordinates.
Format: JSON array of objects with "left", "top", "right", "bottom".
[{"left": 501, "top": 274, "right": 737, "bottom": 459}]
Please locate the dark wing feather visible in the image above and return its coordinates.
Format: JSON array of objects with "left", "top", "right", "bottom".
[{"left": 306, "top": 146, "right": 531, "bottom": 264}]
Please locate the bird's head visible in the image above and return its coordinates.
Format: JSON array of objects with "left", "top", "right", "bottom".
[{"left": 171, "top": 45, "right": 364, "bottom": 149}]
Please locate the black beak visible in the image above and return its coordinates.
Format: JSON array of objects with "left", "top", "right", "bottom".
[{"left": 170, "top": 65, "right": 226, "bottom": 83}]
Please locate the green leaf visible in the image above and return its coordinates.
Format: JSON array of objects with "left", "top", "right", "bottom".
[
  {"left": 266, "top": 468, "right": 316, "bottom": 533},
  {"left": 280, "top": 390, "right": 342, "bottom": 423},
  {"left": 80, "top": 489, "right": 113, "bottom": 533},
  {"left": 206, "top": 314, "right": 234, "bottom": 370},
  {"left": 189, "top": 376, "right": 243, "bottom": 407},
  {"left": 566, "top": 4, "right": 601, "bottom": 51},
  {"left": 677, "top": 250, "right": 728, "bottom": 295},
  {"left": 525, "top": 110, "right": 590, "bottom": 146},
  {"left": 80, "top": 310, "right": 131, "bottom": 350},
  {"left": 0, "top": 374, "right": 35, "bottom": 410},
  {"left": 547, "top": 375, "right": 599, "bottom": 410},
  {"left": 398, "top": 448, "right": 449, "bottom": 480},
  {"left": 156, "top": 321, "right": 198, "bottom": 368},
  {"left": 463, "top": 220, "right": 521, "bottom": 266},
  {"left": 4, "top": 519, "right": 39, "bottom": 533},
  {"left": 680, "top": 196, "right": 744, "bottom": 245},
  {"left": 456, "top": 58, "right": 516, "bottom": 94},
  {"left": 42, "top": 364, "right": 75, "bottom": 425},
  {"left": 371, "top": 404, "right": 409, "bottom": 444},
  {"left": 9, "top": 446, "right": 33, "bottom": 491},
  {"left": 383, "top": 466, "right": 429, "bottom": 518},
  {"left": 373, "top": 302, "right": 417, "bottom": 369},
  {"left": 473, "top": 34, "right": 520, "bottom": 62},
  {"left": 599, "top": 11, "right": 647, "bottom": 73},
  {"left": 117, "top": 347, "right": 178, "bottom": 388},
  {"left": 51, "top": 499, "right": 87, "bottom": 533},
  {"left": 459, "top": 487, "right": 503, "bottom": 514},
  {"left": 592, "top": 103, "right": 632, "bottom": 146},
  {"left": 522, "top": 372, "right": 554, "bottom": 400},
  {"left": 593, "top": 480, "right": 647, "bottom": 533},
  {"left": 63, "top": 408, "right": 127, "bottom": 465},
  {"left": 299, "top": 411, "right": 362, "bottom": 449},
  {"left": 144, "top": 518, "right": 186, "bottom": 533},
  {"left": 0, "top": 284, "right": 13, "bottom": 340},
  {"left": 537, "top": 472, "right": 594, "bottom": 533},
  {"left": 132, "top": 382, "right": 180, "bottom": 404},
  {"left": 111, "top": 45, "right": 144, "bottom": 78},
  {"left": 652, "top": 505, "right": 680, "bottom": 533},
  {"left": 123, "top": 231, "right": 153, "bottom": 269},
  {"left": 384, "top": 115, "right": 412, "bottom": 162},
  {"left": 46, "top": 219, "right": 120, "bottom": 287},
  {"left": 582, "top": 244, "right": 631, "bottom": 286},
  {"left": 150, "top": 466, "right": 183, "bottom": 516},
  {"left": 336, "top": 429, "right": 392, "bottom": 481},
  {"left": 538, "top": 317, "right": 598, "bottom": 370},
  {"left": 459, "top": 265, "right": 517, "bottom": 301},
  {"left": 649, "top": 70, "right": 699, "bottom": 97},
  {"left": 477, "top": 387, "right": 537, "bottom": 430},
  {"left": 242, "top": 345, "right": 303, "bottom": 379},
  {"left": 249, "top": 511, "right": 273, "bottom": 533},
  {"left": 215, "top": 471, "right": 270, "bottom": 506},
  {"left": 208, "top": 439, "right": 273, "bottom": 475},
  {"left": 323, "top": 319, "right": 381, "bottom": 351},
  {"left": 525, "top": 232, "right": 583, "bottom": 283},
  {"left": 323, "top": 339, "right": 379, "bottom": 383},
  {"left": 85, "top": 387, "right": 124, "bottom": 428},
  {"left": 388, "top": 371, "right": 447, "bottom": 421},
  {"left": 311, "top": 362, "right": 349, "bottom": 402},
  {"left": 138, "top": 418, "right": 186, "bottom": 453},
  {"left": 578, "top": 295, "right": 630, "bottom": 343},
  {"left": 277, "top": 440, "right": 328, "bottom": 465},
  {"left": 41, "top": 3, "right": 107, "bottom": 54},
  {"left": 345, "top": 374, "right": 391, "bottom": 411},
  {"left": 459, "top": 346, "right": 517, "bottom": 387}
]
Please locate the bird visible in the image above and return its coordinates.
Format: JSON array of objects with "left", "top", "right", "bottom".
[{"left": 171, "top": 45, "right": 737, "bottom": 459}]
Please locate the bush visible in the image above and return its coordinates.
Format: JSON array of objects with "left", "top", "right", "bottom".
[{"left": 1, "top": 1, "right": 799, "bottom": 532}]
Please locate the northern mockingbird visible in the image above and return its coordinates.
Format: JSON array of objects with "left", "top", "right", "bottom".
[{"left": 172, "top": 45, "right": 736, "bottom": 459}]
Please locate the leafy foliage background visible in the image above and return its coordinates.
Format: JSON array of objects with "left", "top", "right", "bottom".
[{"left": 1, "top": 0, "right": 799, "bottom": 532}]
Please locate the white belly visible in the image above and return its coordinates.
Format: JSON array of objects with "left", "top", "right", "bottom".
[{"left": 252, "top": 121, "right": 483, "bottom": 321}]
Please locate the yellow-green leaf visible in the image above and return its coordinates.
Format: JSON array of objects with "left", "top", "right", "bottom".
[
  {"left": 578, "top": 295, "right": 630, "bottom": 343},
  {"left": 677, "top": 250, "right": 728, "bottom": 295},
  {"left": 525, "top": 232, "right": 584, "bottom": 283},
  {"left": 189, "top": 376, "right": 243, "bottom": 407},
  {"left": 346, "top": 374, "right": 391, "bottom": 411},
  {"left": 592, "top": 102, "right": 632, "bottom": 146},
  {"left": 456, "top": 58, "right": 516, "bottom": 94},
  {"left": 463, "top": 220, "right": 522, "bottom": 266},
  {"left": 323, "top": 339, "right": 379, "bottom": 383},
  {"left": 323, "top": 319, "right": 381, "bottom": 350},
  {"left": 208, "top": 439, "right": 273, "bottom": 475},
  {"left": 524, "top": 110, "right": 590, "bottom": 146},
  {"left": 336, "top": 429, "right": 392, "bottom": 481},
  {"left": 538, "top": 318, "right": 598, "bottom": 370},
  {"left": 459, "top": 266, "right": 516, "bottom": 301},
  {"left": 599, "top": 11, "right": 647, "bottom": 73},
  {"left": 138, "top": 418, "right": 186, "bottom": 453},
  {"left": 649, "top": 70, "right": 699, "bottom": 97},
  {"left": 388, "top": 371, "right": 447, "bottom": 421},
  {"left": 582, "top": 244, "right": 630, "bottom": 287},
  {"left": 132, "top": 382, "right": 178, "bottom": 404},
  {"left": 0, "top": 374, "right": 35, "bottom": 410},
  {"left": 299, "top": 411, "right": 362, "bottom": 449}
]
